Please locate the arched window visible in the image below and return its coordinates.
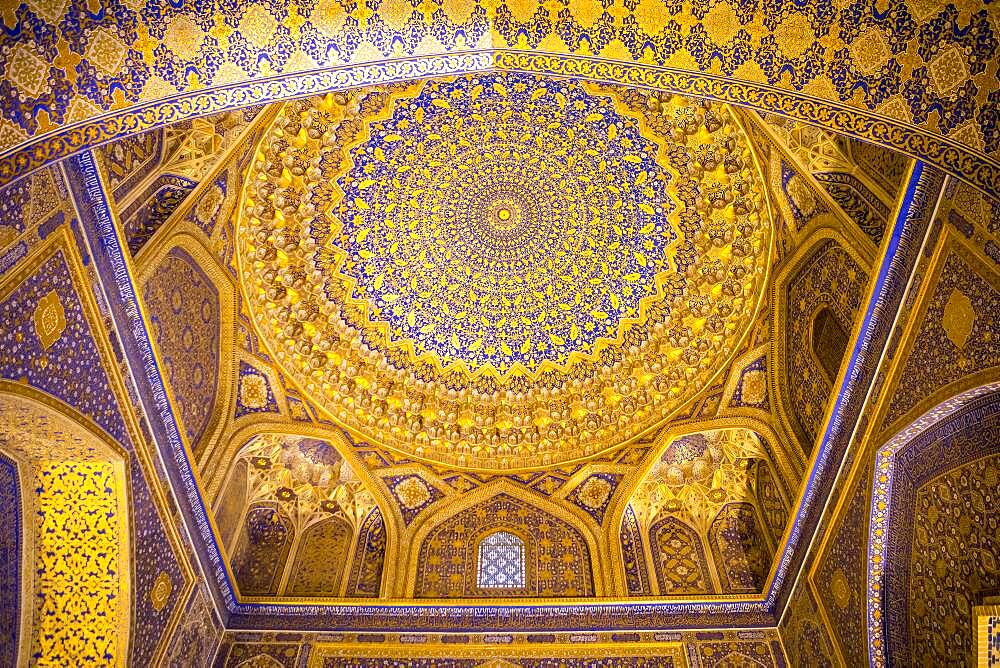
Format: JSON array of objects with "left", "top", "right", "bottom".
[
  {"left": 812, "top": 307, "right": 849, "bottom": 382},
  {"left": 476, "top": 530, "right": 526, "bottom": 589}
]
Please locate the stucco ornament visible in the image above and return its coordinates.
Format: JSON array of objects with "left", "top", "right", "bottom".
[{"left": 238, "top": 72, "right": 772, "bottom": 471}]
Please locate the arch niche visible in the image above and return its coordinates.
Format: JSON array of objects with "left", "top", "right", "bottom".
[
  {"left": 0, "top": 389, "right": 131, "bottom": 667},
  {"left": 407, "top": 482, "right": 602, "bottom": 598}
]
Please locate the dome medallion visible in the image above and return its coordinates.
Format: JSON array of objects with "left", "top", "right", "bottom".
[
  {"left": 332, "top": 76, "right": 676, "bottom": 373},
  {"left": 238, "top": 73, "right": 772, "bottom": 471}
]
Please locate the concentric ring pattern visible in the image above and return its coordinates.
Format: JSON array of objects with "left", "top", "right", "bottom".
[
  {"left": 333, "top": 75, "right": 676, "bottom": 373},
  {"left": 238, "top": 72, "right": 772, "bottom": 470}
]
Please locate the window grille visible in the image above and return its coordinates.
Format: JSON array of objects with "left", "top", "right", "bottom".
[{"left": 476, "top": 530, "right": 525, "bottom": 589}]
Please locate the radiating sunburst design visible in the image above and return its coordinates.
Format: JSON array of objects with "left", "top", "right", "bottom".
[
  {"left": 329, "top": 74, "right": 678, "bottom": 373},
  {"left": 238, "top": 72, "right": 772, "bottom": 470}
]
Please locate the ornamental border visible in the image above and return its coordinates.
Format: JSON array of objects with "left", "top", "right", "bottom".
[{"left": 1, "top": 50, "right": 998, "bottom": 199}]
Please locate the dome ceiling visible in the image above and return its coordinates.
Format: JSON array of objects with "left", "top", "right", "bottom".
[{"left": 238, "top": 72, "right": 773, "bottom": 471}]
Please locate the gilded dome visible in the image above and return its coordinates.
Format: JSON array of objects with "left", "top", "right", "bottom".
[{"left": 238, "top": 72, "right": 772, "bottom": 471}]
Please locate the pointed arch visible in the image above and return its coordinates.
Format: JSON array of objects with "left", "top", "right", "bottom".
[
  {"left": 866, "top": 383, "right": 1000, "bottom": 667},
  {"left": 619, "top": 503, "right": 652, "bottom": 596},
  {"left": 650, "top": 515, "right": 714, "bottom": 596},
  {"left": 0, "top": 390, "right": 131, "bottom": 667},
  {"left": 476, "top": 530, "right": 527, "bottom": 590},
  {"left": 231, "top": 502, "right": 294, "bottom": 597},
  {"left": 708, "top": 502, "right": 770, "bottom": 594},
  {"left": 771, "top": 228, "right": 874, "bottom": 455},
  {"left": 285, "top": 515, "right": 354, "bottom": 596},
  {"left": 606, "top": 416, "right": 798, "bottom": 596},
  {"left": 207, "top": 422, "right": 399, "bottom": 600},
  {"left": 345, "top": 506, "right": 388, "bottom": 598},
  {"left": 405, "top": 480, "right": 603, "bottom": 597},
  {"left": 0, "top": 448, "right": 23, "bottom": 667}
]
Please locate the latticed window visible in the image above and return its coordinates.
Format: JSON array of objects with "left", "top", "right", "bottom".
[{"left": 476, "top": 530, "right": 526, "bottom": 589}]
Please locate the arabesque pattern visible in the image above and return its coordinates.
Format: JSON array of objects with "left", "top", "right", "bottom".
[
  {"left": 238, "top": 72, "right": 770, "bottom": 471},
  {"left": 414, "top": 493, "right": 594, "bottom": 598},
  {"left": 30, "top": 461, "right": 123, "bottom": 665},
  {"left": 332, "top": 73, "right": 676, "bottom": 373},
  {"left": 0, "top": 0, "right": 998, "bottom": 190}
]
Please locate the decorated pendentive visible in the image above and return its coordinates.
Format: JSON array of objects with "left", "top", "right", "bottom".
[
  {"left": 629, "top": 428, "right": 770, "bottom": 535},
  {"left": 241, "top": 434, "right": 375, "bottom": 531},
  {"left": 385, "top": 474, "right": 444, "bottom": 525},
  {"left": 237, "top": 71, "right": 773, "bottom": 471},
  {"left": 235, "top": 360, "right": 279, "bottom": 418}
]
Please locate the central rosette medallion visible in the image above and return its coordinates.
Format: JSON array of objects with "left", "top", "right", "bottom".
[
  {"left": 333, "top": 76, "right": 676, "bottom": 373},
  {"left": 238, "top": 72, "right": 771, "bottom": 470}
]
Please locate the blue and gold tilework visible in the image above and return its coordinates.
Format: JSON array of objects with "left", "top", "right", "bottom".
[
  {"left": 143, "top": 247, "right": 221, "bottom": 447},
  {"left": 0, "top": 0, "right": 998, "bottom": 190},
  {"left": 784, "top": 239, "right": 868, "bottom": 445},
  {"left": 386, "top": 474, "right": 443, "bottom": 525},
  {"left": 779, "top": 161, "right": 830, "bottom": 232},
  {"left": 413, "top": 492, "right": 594, "bottom": 598},
  {"left": 0, "top": 166, "right": 81, "bottom": 273},
  {"left": 345, "top": 506, "right": 387, "bottom": 597},
  {"left": 30, "top": 460, "right": 124, "bottom": 664},
  {"left": 333, "top": 72, "right": 676, "bottom": 373},
  {"left": 620, "top": 503, "right": 652, "bottom": 595},
  {"left": 882, "top": 244, "right": 1000, "bottom": 430},
  {"left": 814, "top": 171, "right": 891, "bottom": 246},
  {"left": 238, "top": 72, "right": 772, "bottom": 472},
  {"left": 162, "top": 584, "right": 223, "bottom": 666},
  {"left": 567, "top": 472, "right": 620, "bottom": 524},
  {"left": 781, "top": 577, "right": 837, "bottom": 665},
  {"left": 99, "top": 128, "right": 164, "bottom": 202},
  {"left": 121, "top": 174, "right": 197, "bottom": 255},
  {"left": 987, "top": 614, "right": 1000, "bottom": 666},
  {"left": 873, "top": 392, "right": 1000, "bottom": 666},
  {"left": 813, "top": 464, "right": 870, "bottom": 666},
  {"left": 0, "top": 243, "right": 185, "bottom": 664},
  {"left": 731, "top": 355, "right": 769, "bottom": 409}
]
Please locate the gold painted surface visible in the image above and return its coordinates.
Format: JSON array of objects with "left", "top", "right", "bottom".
[
  {"left": 0, "top": 393, "right": 131, "bottom": 668},
  {"left": 237, "top": 73, "right": 772, "bottom": 472},
  {"left": 239, "top": 372, "right": 270, "bottom": 410},
  {"left": 942, "top": 287, "right": 975, "bottom": 350},
  {"left": 1, "top": 229, "right": 197, "bottom": 664},
  {"left": 629, "top": 428, "right": 770, "bottom": 533},
  {"left": 30, "top": 460, "right": 126, "bottom": 666},
  {"left": 33, "top": 289, "right": 65, "bottom": 350},
  {"left": 240, "top": 433, "right": 377, "bottom": 533},
  {"left": 739, "top": 370, "right": 767, "bottom": 406},
  {"left": 151, "top": 572, "right": 174, "bottom": 611}
]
